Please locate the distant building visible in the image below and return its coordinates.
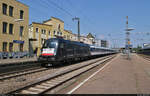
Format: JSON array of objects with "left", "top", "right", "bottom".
[
  {"left": 64, "top": 30, "right": 74, "bottom": 40},
  {"left": 87, "top": 33, "right": 95, "bottom": 44},
  {"left": 80, "top": 35, "right": 93, "bottom": 45},
  {"left": 143, "top": 43, "right": 150, "bottom": 48},
  {"left": 101, "top": 40, "right": 108, "bottom": 47},
  {"left": 29, "top": 17, "right": 78, "bottom": 56},
  {"left": 0, "top": 0, "right": 29, "bottom": 52},
  {"left": 29, "top": 17, "right": 65, "bottom": 56},
  {"left": 43, "top": 17, "right": 64, "bottom": 38},
  {"left": 95, "top": 39, "right": 101, "bottom": 47},
  {"left": 29, "top": 22, "right": 52, "bottom": 56},
  {"left": 95, "top": 39, "right": 108, "bottom": 48}
]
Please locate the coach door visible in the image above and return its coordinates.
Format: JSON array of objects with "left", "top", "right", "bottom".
[{"left": 60, "top": 42, "right": 66, "bottom": 59}]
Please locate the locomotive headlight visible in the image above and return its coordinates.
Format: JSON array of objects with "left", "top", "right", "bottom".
[{"left": 51, "top": 57, "right": 55, "bottom": 60}]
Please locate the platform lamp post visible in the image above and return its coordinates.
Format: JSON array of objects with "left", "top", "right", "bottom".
[
  {"left": 125, "top": 16, "right": 134, "bottom": 59},
  {"left": 72, "top": 17, "right": 80, "bottom": 42}
]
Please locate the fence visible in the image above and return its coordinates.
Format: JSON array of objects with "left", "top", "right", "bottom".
[{"left": 0, "top": 51, "right": 31, "bottom": 59}]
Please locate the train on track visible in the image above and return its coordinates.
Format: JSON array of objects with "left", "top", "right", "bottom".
[
  {"left": 138, "top": 47, "right": 150, "bottom": 55},
  {"left": 38, "top": 38, "right": 117, "bottom": 66}
]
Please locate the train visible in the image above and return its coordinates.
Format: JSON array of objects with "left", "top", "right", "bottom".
[
  {"left": 38, "top": 38, "right": 116, "bottom": 66},
  {"left": 137, "top": 47, "right": 150, "bottom": 55}
]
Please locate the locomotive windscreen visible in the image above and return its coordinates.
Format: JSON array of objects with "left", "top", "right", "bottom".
[
  {"left": 41, "top": 40, "right": 58, "bottom": 56},
  {"left": 43, "top": 40, "right": 57, "bottom": 48}
]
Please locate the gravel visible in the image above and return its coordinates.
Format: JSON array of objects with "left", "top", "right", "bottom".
[{"left": 0, "top": 56, "right": 109, "bottom": 94}]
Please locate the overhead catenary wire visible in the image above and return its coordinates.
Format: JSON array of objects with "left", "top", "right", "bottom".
[
  {"left": 44, "top": 0, "right": 74, "bottom": 17},
  {"left": 40, "top": 0, "right": 74, "bottom": 30}
]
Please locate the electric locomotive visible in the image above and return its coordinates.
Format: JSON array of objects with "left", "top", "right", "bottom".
[{"left": 38, "top": 38, "right": 91, "bottom": 66}]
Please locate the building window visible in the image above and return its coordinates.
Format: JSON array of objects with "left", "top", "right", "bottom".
[
  {"left": 3, "top": 22, "right": 7, "bottom": 34},
  {"left": 53, "top": 30, "right": 56, "bottom": 35},
  {"left": 20, "top": 10, "right": 24, "bottom": 19},
  {"left": 2, "top": 3, "right": 7, "bottom": 15},
  {"left": 36, "top": 28, "right": 38, "bottom": 33},
  {"left": 41, "top": 29, "right": 43, "bottom": 34},
  {"left": 41, "top": 38, "right": 44, "bottom": 44},
  {"left": 9, "top": 43, "right": 13, "bottom": 52},
  {"left": 49, "top": 31, "right": 51, "bottom": 35},
  {"left": 64, "top": 35, "right": 66, "bottom": 39},
  {"left": 3, "top": 42, "right": 7, "bottom": 52},
  {"left": 41, "top": 29, "right": 46, "bottom": 34},
  {"left": 60, "top": 32, "right": 62, "bottom": 36},
  {"left": 9, "top": 6, "right": 13, "bottom": 17},
  {"left": 19, "top": 44, "right": 23, "bottom": 52},
  {"left": 9, "top": 24, "right": 13, "bottom": 34},
  {"left": 20, "top": 26, "right": 24, "bottom": 37},
  {"left": 44, "top": 30, "right": 46, "bottom": 34}
]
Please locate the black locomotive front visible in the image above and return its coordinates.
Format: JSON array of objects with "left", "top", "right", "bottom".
[
  {"left": 38, "top": 39, "right": 59, "bottom": 66},
  {"left": 38, "top": 38, "right": 91, "bottom": 67}
]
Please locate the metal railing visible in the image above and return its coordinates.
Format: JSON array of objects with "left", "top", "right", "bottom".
[{"left": 0, "top": 51, "right": 33, "bottom": 59}]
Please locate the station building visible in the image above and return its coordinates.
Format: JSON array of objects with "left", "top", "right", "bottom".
[
  {"left": 64, "top": 30, "right": 75, "bottom": 40},
  {"left": 29, "top": 17, "right": 96, "bottom": 56},
  {"left": 0, "top": 0, "right": 29, "bottom": 52},
  {"left": 29, "top": 17, "right": 75, "bottom": 56},
  {"left": 29, "top": 22, "right": 52, "bottom": 56}
]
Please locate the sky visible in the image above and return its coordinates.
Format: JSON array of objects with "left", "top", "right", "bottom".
[{"left": 17, "top": 0, "right": 150, "bottom": 48}]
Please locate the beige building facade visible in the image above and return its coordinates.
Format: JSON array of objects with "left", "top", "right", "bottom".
[
  {"left": 0, "top": 0, "right": 29, "bottom": 52},
  {"left": 29, "top": 22, "right": 53, "bottom": 56},
  {"left": 29, "top": 17, "right": 66, "bottom": 56},
  {"left": 64, "top": 30, "right": 75, "bottom": 40},
  {"left": 29, "top": 17, "right": 95, "bottom": 56},
  {"left": 43, "top": 17, "right": 64, "bottom": 37}
]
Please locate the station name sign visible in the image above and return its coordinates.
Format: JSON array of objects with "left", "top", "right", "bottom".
[{"left": 13, "top": 40, "right": 24, "bottom": 44}]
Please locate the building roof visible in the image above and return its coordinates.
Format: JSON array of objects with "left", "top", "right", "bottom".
[
  {"left": 43, "top": 17, "right": 64, "bottom": 23},
  {"left": 32, "top": 22, "right": 52, "bottom": 27},
  {"left": 16, "top": 0, "right": 29, "bottom": 7},
  {"left": 87, "top": 33, "right": 95, "bottom": 38},
  {"left": 64, "top": 29, "right": 72, "bottom": 33}
]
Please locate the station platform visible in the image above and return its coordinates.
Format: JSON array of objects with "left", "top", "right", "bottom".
[
  {"left": 68, "top": 53, "right": 150, "bottom": 94},
  {"left": 0, "top": 57, "right": 37, "bottom": 65}
]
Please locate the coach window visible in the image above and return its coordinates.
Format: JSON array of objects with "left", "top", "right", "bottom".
[{"left": 60, "top": 43, "right": 64, "bottom": 48}]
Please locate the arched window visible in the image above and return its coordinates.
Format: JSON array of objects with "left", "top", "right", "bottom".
[
  {"left": 53, "top": 30, "right": 56, "bottom": 35},
  {"left": 58, "top": 24, "right": 60, "bottom": 31},
  {"left": 49, "top": 31, "right": 50, "bottom": 35}
]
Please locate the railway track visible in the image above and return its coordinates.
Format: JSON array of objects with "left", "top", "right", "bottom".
[
  {"left": 7, "top": 55, "right": 116, "bottom": 94},
  {"left": 0, "top": 67, "right": 48, "bottom": 81},
  {"left": 139, "top": 54, "right": 150, "bottom": 61}
]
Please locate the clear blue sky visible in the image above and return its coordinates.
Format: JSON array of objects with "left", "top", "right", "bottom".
[{"left": 18, "top": 0, "right": 150, "bottom": 48}]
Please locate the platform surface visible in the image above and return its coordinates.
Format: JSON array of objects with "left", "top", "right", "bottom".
[{"left": 69, "top": 53, "right": 150, "bottom": 94}]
